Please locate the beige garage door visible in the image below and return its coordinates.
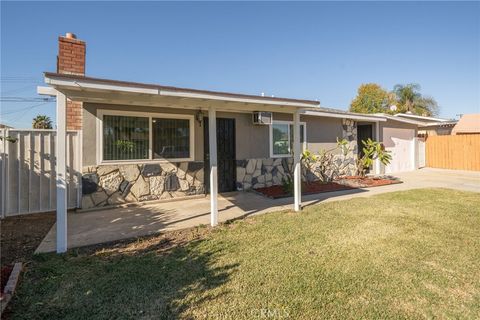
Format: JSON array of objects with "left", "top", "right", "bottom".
[{"left": 383, "top": 127, "right": 415, "bottom": 174}]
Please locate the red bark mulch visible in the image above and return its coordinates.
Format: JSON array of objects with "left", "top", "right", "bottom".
[{"left": 255, "top": 176, "right": 402, "bottom": 199}]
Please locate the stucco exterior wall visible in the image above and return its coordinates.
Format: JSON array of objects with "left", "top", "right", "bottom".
[
  {"left": 302, "top": 116, "right": 344, "bottom": 154},
  {"left": 80, "top": 103, "right": 360, "bottom": 208},
  {"left": 379, "top": 119, "right": 418, "bottom": 141}
]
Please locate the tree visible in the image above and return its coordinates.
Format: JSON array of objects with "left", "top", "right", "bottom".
[
  {"left": 349, "top": 83, "right": 395, "bottom": 114},
  {"left": 393, "top": 83, "right": 439, "bottom": 116},
  {"left": 32, "top": 115, "right": 53, "bottom": 129}
]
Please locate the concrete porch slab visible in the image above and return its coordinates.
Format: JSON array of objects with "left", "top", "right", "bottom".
[{"left": 36, "top": 168, "right": 480, "bottom": 253}]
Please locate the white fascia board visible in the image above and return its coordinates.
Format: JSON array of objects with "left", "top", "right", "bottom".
[
  {"left": 45, "top": 77, "right": 160, "bottom": 95},
  {"left": 395, "top": 113, "right": 450, "bottom": 122},
  {"left": 44, "top": 75, "right": 318, "bottom": 108},
  {"left": 301, "top": 110, "right": 386, "bottom": 122},
  {"left": 37, "top": 86, "right": 57, "bottom": 96},
  {"left": 373, "top": 113, "right": 426, "bottom": 126},
  {"left": 158, "top": 89, "right": 318, "bottom": 108}
]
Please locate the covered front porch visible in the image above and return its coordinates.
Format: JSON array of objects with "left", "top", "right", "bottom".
[{"left": 39, "top": 73, "right": 316, "bottom": 253}]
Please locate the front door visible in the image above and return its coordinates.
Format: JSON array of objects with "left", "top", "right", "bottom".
[
  {"left": 357, "top": 124, "right": 373, "bottom": 158},
  {"left": 204, "top": 118, "right": 236, "bottom": 193}
]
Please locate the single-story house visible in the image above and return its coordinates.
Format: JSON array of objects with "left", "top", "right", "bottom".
[{"left": 38, "top": 33, "right": 423, "bottom": 252}]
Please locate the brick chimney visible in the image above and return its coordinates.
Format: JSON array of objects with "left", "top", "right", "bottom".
[{"left": 57, "top": 32, "right": 85, "bottom": 130}]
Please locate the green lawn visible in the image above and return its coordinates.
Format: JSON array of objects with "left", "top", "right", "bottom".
[{"left": 9, "top": 188, "right": 480, "bottom": 319}]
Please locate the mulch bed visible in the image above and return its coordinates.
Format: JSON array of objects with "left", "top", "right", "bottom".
[
  {"left": 1, "top": 212, "right": 56, "bottom": 268},
  {"left": 255, "top": 176, "right": 402, "bottom": 199}
]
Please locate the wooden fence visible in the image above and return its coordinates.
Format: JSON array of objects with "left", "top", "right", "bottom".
[
  {"left": 426, "top": 134, "right": 480, "bottom": 171},
  {"left": 0, "top": 129, "right": 82, "bottom": 217}
]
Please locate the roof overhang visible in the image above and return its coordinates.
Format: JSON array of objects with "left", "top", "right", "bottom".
[
  {"left": 372, "top": 113, "right": 426, "bottom": 126},
  {"left": 301, "top": 110, "right": 386, "bottom": 122},
  {"left": 395, "top": 113, "right": 451, "bottom": 122},
  {"left": 42, "top": 73, "right": 320, "bottom": 113}
]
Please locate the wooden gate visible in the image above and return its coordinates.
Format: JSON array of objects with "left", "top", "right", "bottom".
[
  {"left": 0, "top": 129, "right": 82, "bottom": 217},
  {"left": 426, "top": 134, "right": 480, "bottom": 171}
]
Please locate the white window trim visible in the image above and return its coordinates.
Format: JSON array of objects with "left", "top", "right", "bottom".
[
  {"left": 96, "top": 109, "right": 195, "bottom": 165},
  {"left": 269, "top": 120, "right": 307, "bottom": 158}
]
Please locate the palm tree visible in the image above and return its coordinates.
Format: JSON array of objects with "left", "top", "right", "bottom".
[
  {"left": 393, "top": 84, "right": 439, "bottom": 116},
  {"left": 32, "top": 115, "right": 53, "bottom": 129}
]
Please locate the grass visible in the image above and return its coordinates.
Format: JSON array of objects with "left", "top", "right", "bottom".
[{"left": 9, "top": 188, "right": 480, "bottom": 319}]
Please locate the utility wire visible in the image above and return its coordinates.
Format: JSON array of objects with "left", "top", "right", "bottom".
[
  {"left": 0, "top": 97, "right": 55, "bottom": 102},
  {"left": 1, "top": 101, "right": 54, "bottom": 116}
]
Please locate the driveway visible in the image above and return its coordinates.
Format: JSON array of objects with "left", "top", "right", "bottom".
[{"left": 36, "top": 168, "right": 480, "bottom": 253}]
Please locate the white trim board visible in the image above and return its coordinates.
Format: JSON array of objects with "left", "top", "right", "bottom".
[{"left": 96, "top": 109, "right": 195, "bottom": 165}]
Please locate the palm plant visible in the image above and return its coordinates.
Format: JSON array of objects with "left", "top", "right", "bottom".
[
  {"left": 393, "top": 84, "right": 438, "bottom": 116},
  {"left": 356, "top": 139, "right": 392, "bottom": 177},
  {"left": 32, "top": 115, "right": 53, "bottom": 129}
]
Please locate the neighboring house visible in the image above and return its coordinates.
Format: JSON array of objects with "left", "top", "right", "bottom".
[
  {"left": 451, "top": 114, "right": 480, "bottom": 135},
  {"left": 395, "top": 113, "right": 457, "bottom": 136},
  {"left": 39, "top": 33, "right": 423, "bottom": 212},
  {"left": 0, "top": 124, "right": 13, "bottom": 129}
]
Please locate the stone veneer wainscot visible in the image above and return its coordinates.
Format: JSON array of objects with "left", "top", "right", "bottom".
[
  {"left": 81, "top": 162, "right": 204, "bottom": 209},
  {"left": 236, "top": 119, "right": 358, "bottom": 190}
]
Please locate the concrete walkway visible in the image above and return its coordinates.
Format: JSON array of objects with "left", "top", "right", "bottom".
[{"left": 36, "top": 168, "right": 480, "bottom": 253}]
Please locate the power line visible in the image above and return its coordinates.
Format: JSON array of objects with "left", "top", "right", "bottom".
[
  {"left": 0, "top": 97, "right": 55, "bottom": 102},
  {"left": 1, "top": 101, "right": 54, "bottom": 116},
  {"left": 1, "top": 84, "right": 36, "bottom": 95}
]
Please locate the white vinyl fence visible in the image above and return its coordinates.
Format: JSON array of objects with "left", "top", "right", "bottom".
[{"left": 0, "top": 129, "right": 82, "bottom": 217}]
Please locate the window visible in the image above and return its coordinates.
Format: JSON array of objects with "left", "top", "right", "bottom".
[
  {"left": 152, "top": 118, "right": 190, "bottom": 159},
  {"left": 270, "top": 121, "right": 306, "bottom": 157},
  {"left": 99, "top": 111, "right": 194, "bottom": 163},
  {"left": 103, "top": 115, "right": 149, "bottom": 160},
  {"left": 272, "top": 123, "right": 289, "bottom": 155}
]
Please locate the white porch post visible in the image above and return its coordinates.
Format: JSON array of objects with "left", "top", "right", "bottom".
[
  {"left": 56, "top": 91, "right": 68, "bottom": 253},
  {"left": 208, "top": 106, "right": 218, "bottom": 226},
  {"left": 374, "top": 121, "right": 381, "bottom": 175},
  {"left": 293, "top": 111, "right": 302, "bottom": 211}
]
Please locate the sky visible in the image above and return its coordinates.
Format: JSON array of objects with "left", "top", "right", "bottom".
[{"left": 1, "top": 1, "right": 479, "bottom": 128}]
